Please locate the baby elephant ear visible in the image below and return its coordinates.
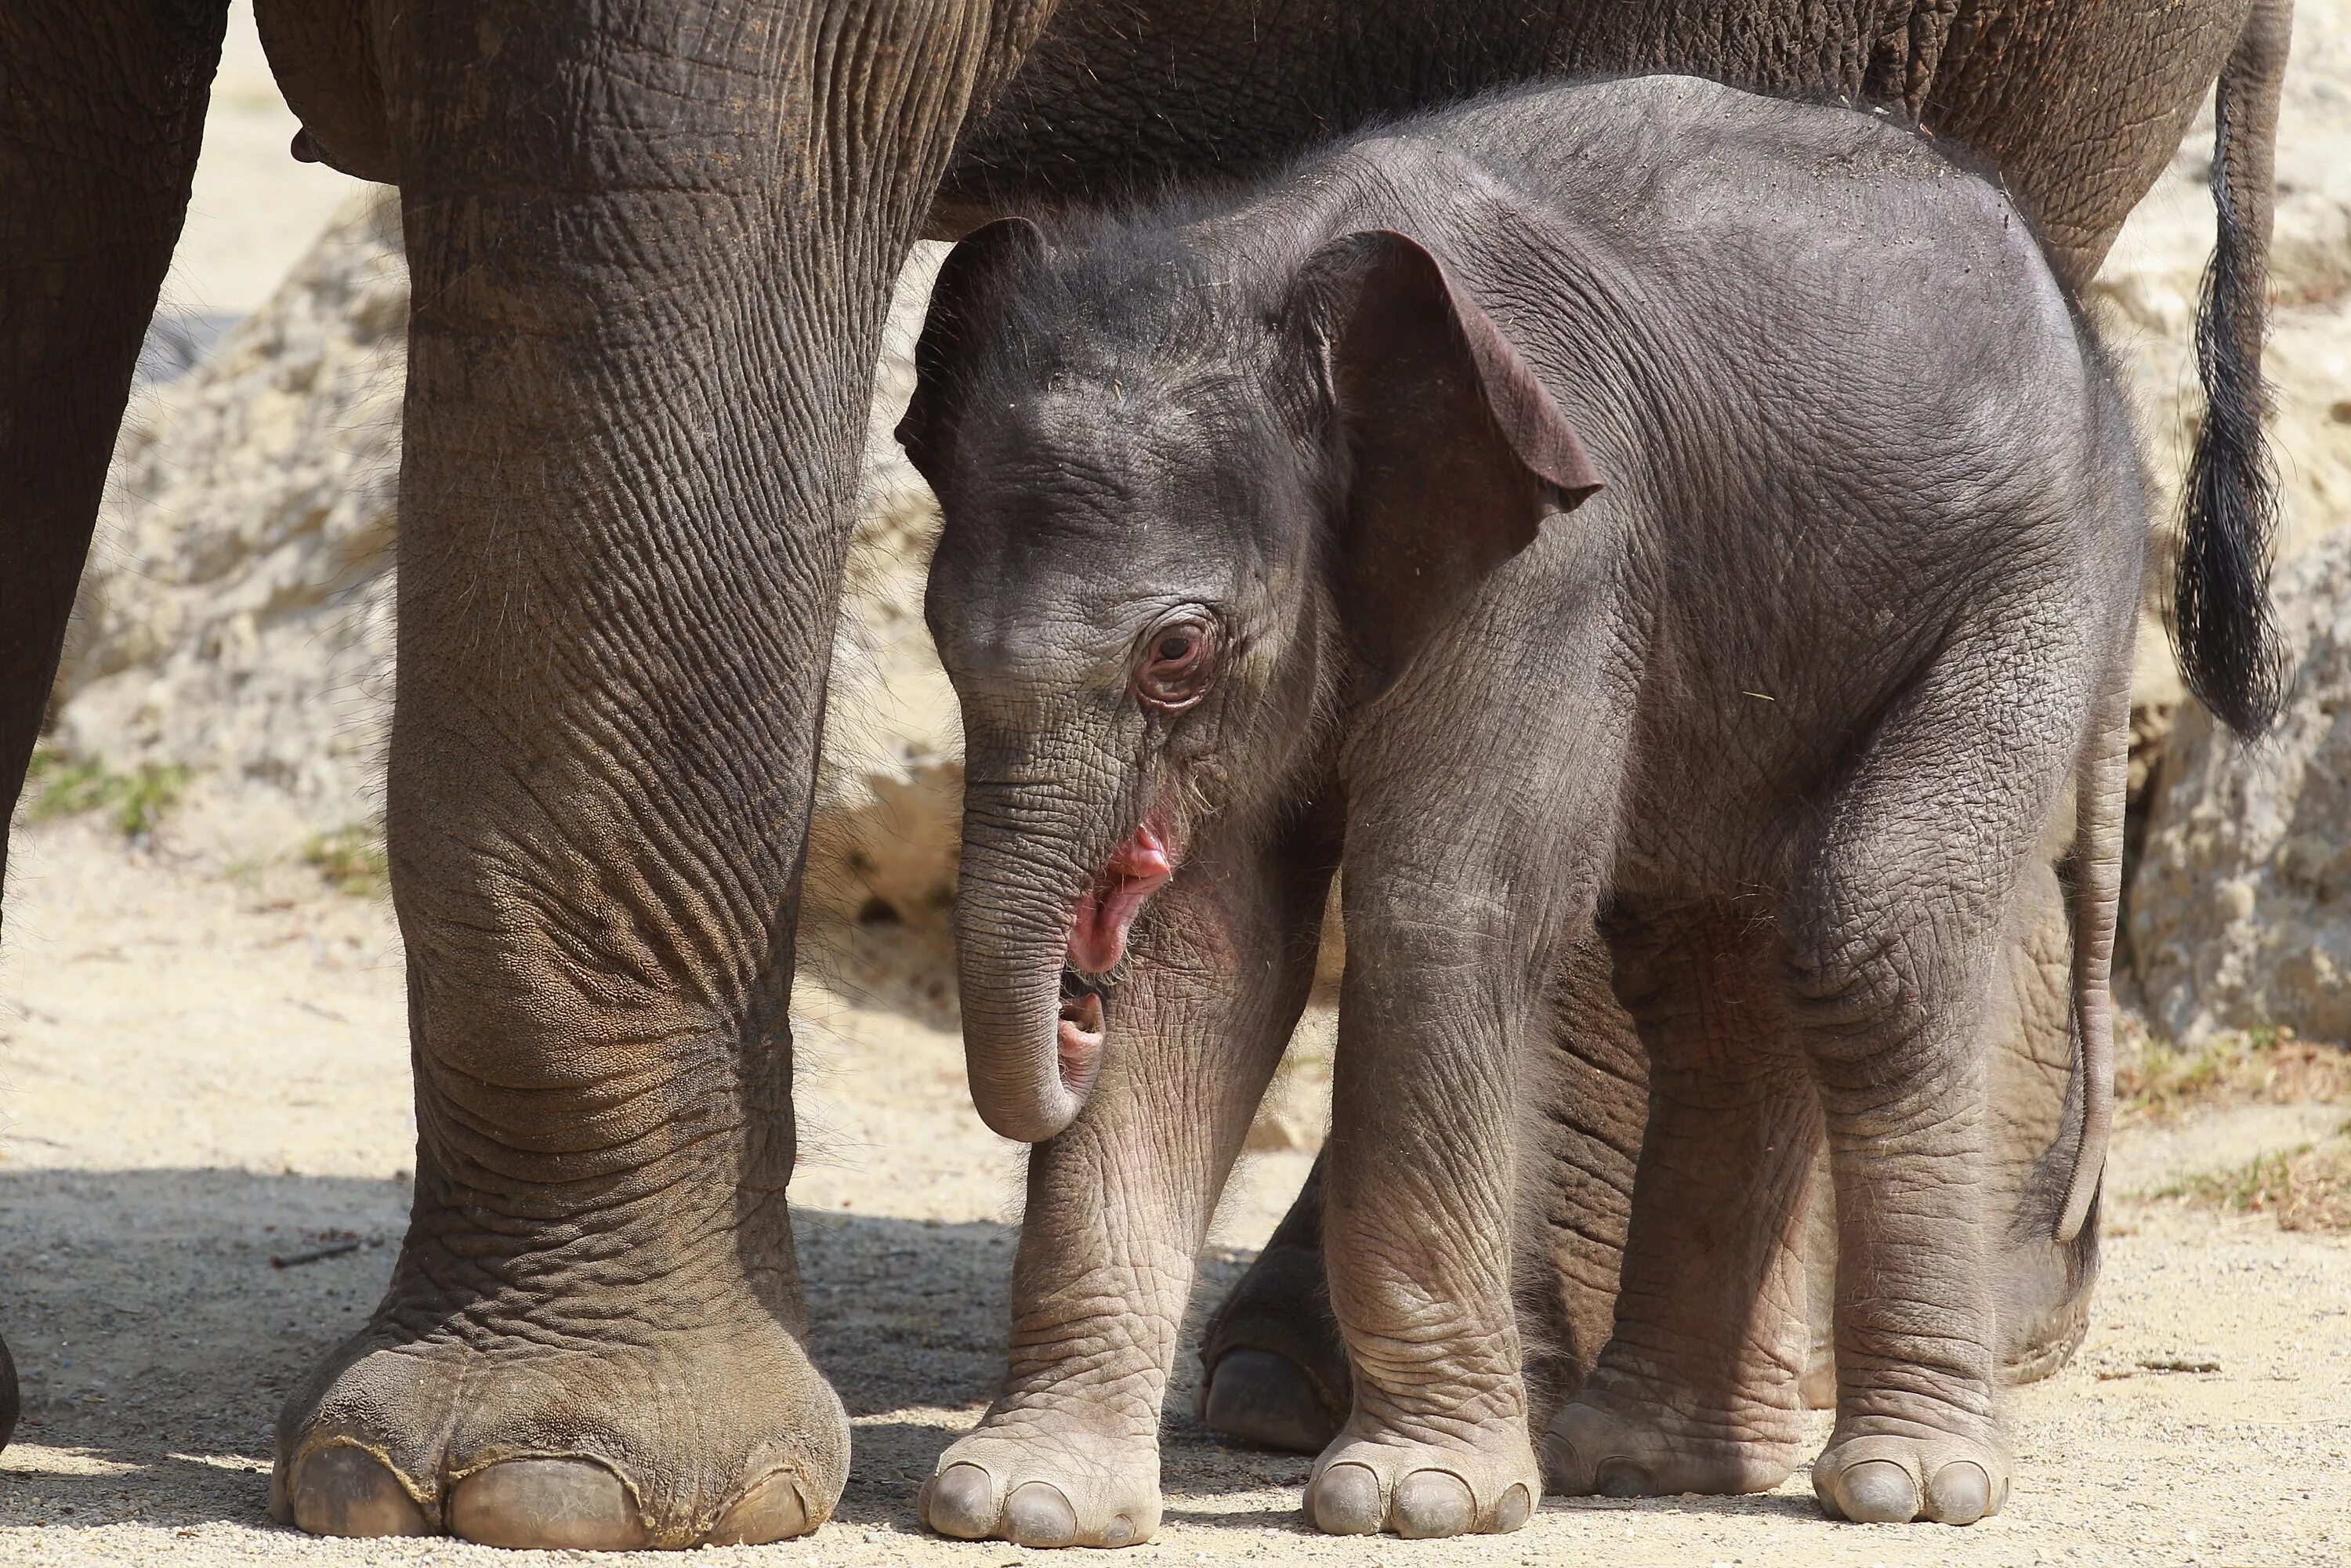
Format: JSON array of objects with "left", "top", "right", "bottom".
[
  {"left": 897, "top": 216, "right": 1047, "bottom": 490},
  {"left": 1288, "top": 229, "right": 1603, "bottom": 686}
]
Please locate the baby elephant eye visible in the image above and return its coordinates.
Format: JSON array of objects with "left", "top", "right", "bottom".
[{"left": 1135, "top": 620, "right": 1217, "bottom": 711}]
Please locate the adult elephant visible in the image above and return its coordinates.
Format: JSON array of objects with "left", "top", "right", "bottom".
[{"left": 0, "top": 0, "right": 2288, "bottom": 1547}]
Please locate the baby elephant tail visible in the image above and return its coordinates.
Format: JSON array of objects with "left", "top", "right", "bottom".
[
  {"left": 2174, "top": 0, "right": 2292, "bottom": 737},
  {"left": 2056, "top": 673, "right": 2131, "bottom": 1244}
]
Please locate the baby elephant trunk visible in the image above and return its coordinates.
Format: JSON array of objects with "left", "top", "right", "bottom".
[{"left": 951, "top": 809, "right": 1100, "bottom": 1144}]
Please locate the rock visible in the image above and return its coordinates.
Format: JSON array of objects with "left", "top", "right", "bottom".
[
  {"left": 50, "top": 194, "right": 962, "bottom": 925},
  {"left": 2130, "top": 529, "right": 2351, "bottom": 1043},
  {"left": 53, "top": 192, "right": 406, "bottom": 823}
]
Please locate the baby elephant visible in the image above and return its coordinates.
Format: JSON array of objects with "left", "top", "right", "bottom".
[{"left": 901, "top": 75, "right": 2189, "bottom": 1544}]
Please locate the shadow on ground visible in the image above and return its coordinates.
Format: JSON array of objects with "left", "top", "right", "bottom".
[
  {"left": 0, "top": 1168, "right": 1842, "bottom": 1543},
  {"left": 0, "top": 1168, "right": 1278, "bottom": 1536}
]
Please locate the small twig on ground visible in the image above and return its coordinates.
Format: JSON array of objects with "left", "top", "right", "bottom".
[{"left": 270, "top": 1240, "right": 363, "bottom": 1269}]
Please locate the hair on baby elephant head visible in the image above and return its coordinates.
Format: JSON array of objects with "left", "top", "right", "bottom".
[{"left": 902, "top": 214, "right": 1601, "bottom": 1142}]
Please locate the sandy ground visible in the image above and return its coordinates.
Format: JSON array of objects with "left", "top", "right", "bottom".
[{"left": 2, "top": 814, "right": 2347, "bottom": 1568}]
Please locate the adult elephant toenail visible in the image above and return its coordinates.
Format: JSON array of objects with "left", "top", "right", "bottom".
[
  {"left": 1004, "top": 1480, "right": 1079, "bottom": 1548},
  {"left": 1391, "top": 1470, "right": 1476, "bottom": 1538},
  {"left": 922, "top": 1461, "right": 1000, "bottom": 1539},
  {"left": 1926, "top": 1460, "right": 1994, "bottom": 1524},
  {"left": 287, "top": 1446, "right": 433, "bottom": 1538},
  {"left": 709, "top": 1468, "right": 815, "bottom": 1544},
  {"left": 1832, "top": 1458, "right": 1922, "bottom": 1523},
  {"left": 1307, "top": 1461, "right": 1383, "bottom": 1535},
  {"left": 447, "top": 1458, "right": 648, "bottom": 1550}
]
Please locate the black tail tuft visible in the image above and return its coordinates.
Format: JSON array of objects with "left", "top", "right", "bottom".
[
  {"left": 2172, "top": 12, "right": 2291, "bottom": 741},
  {"left": 2175, "top": 229, "right": 2287, "bottom": 737}
]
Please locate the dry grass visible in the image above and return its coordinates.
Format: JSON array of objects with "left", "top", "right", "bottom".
[
  {"left": 2157, "top": 1134, "right": 2351, "bottom": 1232},
  {"left": 2116, "top": 1016, "right": 2351, "bottom": 1123},
  {"left": 22, "top": 747, "right": 187, "bottom": 838},
  {"left": 301, "top": 826, "right": 389, "bottom": 898}
]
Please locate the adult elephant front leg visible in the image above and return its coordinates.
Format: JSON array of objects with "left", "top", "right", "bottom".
[
  {"left": 270, "top": 0, "right": 1051, "bottom": 1548},
  {"left": 0, "top": 0, "right": 234, "bottom": 1454}
]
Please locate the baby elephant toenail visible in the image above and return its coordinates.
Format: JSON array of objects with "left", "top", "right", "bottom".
[
  {"left": 1101, "top": 1512, "right": 1140, "bottom": 1548},
  {"left": 1832, "top": 1458, "right": 1922, "bottom": 1523},
  {"left": 1005, "top": 1481, "right": 1078, "bottom": 1548},
  {"left": 709, "top": 1468, "right": 814, "bottom": 1544},
  {"left": 1309, "top": 1461, "right": 1383, "bottom": 1535},
  {"left": 1392, "top": 1470, "right": 1475, "bottom": 1538},
  {"left": 289, "top": 1446, "right": 434, "bottom": 1538},
  {"left": 447, "top": 1457, "right": 647, "bottom": 1550},
  {"left": 1492, "top": 1482, "right": 1533, "bottom": 1532},
  {"left": 1925, "top": 1460, "right": 1993, "bottom": 1525},
  {"left": 1595, "top": 1458, "right": 1657, "bottom": 1497},
  {"left": 922, "top": 1463, "right": 998, "bottom": 1540}
]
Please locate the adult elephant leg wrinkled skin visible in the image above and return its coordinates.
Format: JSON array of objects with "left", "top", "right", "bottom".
[{"left": 241, "top": 0, "right": 1051, "bottom": 1548}]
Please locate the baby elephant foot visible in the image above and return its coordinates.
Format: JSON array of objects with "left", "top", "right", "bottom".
[
  {"left": 1306, "top": 1433, "right": 1538, "bottom": 1539},
  {"left": 1812, "top": 1432, "right": 2009, "bottom": 1526},
  {"left": 1541, "top": 1398, "right": 1799, "bottom": 1497},
  {"left": 920, "top": 1422, "right": 1160, "bottom": 1548}
]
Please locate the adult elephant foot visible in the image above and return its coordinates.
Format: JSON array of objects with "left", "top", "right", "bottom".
[
  {"left": 1193, "top": 1153, "right": 1349, "bottom": 1453},
  {"left": 1811, "top": 1429, "right": 2009, "bottom": 1526},
  {"left": 1540, "top": 1392, "right": 1799, "bottom": 1498},
  {"left": 273, "top": 1172, "right": 847, "bottom": 1547},
  {"left": 1305, "top": 1432, "right": 1538, "bottom": 1540}
]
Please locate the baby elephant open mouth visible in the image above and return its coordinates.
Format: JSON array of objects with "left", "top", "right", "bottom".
[
  {"left": 1056, "top": 980, "right": 1106, "bottom": 1094},
  {"left": 1067, "top": 822, "right": 1175, "bottom": 975}
]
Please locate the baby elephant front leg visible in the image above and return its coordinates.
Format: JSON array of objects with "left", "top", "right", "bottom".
[
  {"left": 1309, "top": 901, "right": 1546, "bottom": 1540},
  {"left": 922, "top": 846, "right": 1326, "bottom": 1548}
]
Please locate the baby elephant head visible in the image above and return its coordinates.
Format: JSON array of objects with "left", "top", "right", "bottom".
[{"left": 900, "top": 215, "right": 1601, "bottom": 1142}]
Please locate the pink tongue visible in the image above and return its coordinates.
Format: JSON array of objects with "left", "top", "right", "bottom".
[{"left": 1067, "top": 824, "right": 1174, "bottom": 973}]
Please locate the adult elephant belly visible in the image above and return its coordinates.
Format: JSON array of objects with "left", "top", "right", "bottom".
[
  {"left": 944, "top": 0, "right": 2255, "bottom": 287},
  {"left": 1196, "top": 860, "right": 2099, "bottom": 1458}
]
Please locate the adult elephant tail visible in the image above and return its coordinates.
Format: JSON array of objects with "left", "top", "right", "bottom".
[{"left": 2175, "top": 0, "right": 2293, "bottom": 738}]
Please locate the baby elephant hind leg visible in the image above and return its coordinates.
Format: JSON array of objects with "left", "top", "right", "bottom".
[
  {"left": 1784, "top": 664, "right": 2087, "bottom": 1528},
  {"left": 1543, "top": 905, "right": 1817, "bottom": 1500},
  {"left": 1307, "top": 897, "right": 1559, "bottom": 1540}
]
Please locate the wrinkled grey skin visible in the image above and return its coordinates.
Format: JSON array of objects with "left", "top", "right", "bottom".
[
  {"left": 1194, "top": 850, "right": 2104, "bottom": 1462},
  {"left": 0, "top": 0, "right": 2284, "bottom": 1548},
  {"left": 904, "top": 76, "right": 2152, "bottom": 1542}
]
